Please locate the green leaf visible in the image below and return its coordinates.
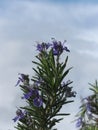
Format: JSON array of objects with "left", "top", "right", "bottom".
[{"left": 58, "top": 67, "right": 72, "bottom": 84}]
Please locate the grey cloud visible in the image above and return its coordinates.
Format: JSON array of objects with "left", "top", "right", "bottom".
[
  {"left": 0, "top": 1, "right": 98, "bottom": 43},
  {"left": 0, "top": 1, "right": 98, "bottom": 130}
]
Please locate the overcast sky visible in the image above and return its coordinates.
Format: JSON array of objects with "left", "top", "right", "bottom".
[{"left": 0, "top": 0, "right": 98, "bottom": 130}]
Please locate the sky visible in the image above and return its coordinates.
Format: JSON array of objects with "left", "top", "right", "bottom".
[{"left": 0, "top": 0, "right": 98, "bottom": 130}]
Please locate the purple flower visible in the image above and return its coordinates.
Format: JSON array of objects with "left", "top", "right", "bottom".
[
  {"left": 15, "top": 73, "right": 29, "bottom": 86},
  {"left": 22, "top": 91, "right": 33, "bottom": 99},
  {"left": 45, "top": 43, "right": 52, "bottom": 49},
  {"left": 52, "top": 49, "right": 59, "bottom": 55},
  {"left": 12, "top": 116, "right": 20, "bottom": 122},
  {"left": 12, "top": 109, "right": 25, "bottom": 122},
  {"left": 76, "top": 117, "right": 83, "bottom": 128},
  {"left": 52, "top": 39, "right": 70, "bottom": 55},
  {"left": 15, "top": 79, "right": 20, "bottom": 87},
  {"left": 86, "top": 103, "right": 92, "bottom": 112},
  {"left": 33, "top": 96, "right": 43, "bottom": 107},
  {"left": 37, "top": 44, "right": 43, "bottom": 52},
  {"left": 22, "top": 89, "right": 39, "bottom": 100},
  {"left": 83, "top": 98, "right": 92, "bottom": 112},
  {"left": 37, "top": 42, "right": 52, "bottom": 52},
  {"left": 15, "top": 74, "right": 24, "bottom": 86}
]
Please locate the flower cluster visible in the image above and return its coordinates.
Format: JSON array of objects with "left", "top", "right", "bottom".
[
  {"left": 36, "top": 38, "right": 70, "bottom": 56},
  {"left": 13, "top": 109, "right": 26, "bottom": 122},
  {"left": 76, "top": 97, "right": 94, "bottom": 128},
  {"left": 15, "top": 73, "right": 29, "bottom": 86},
  {"left": 13, "top": 109, "right": 35, "bottom": 127},
  {"left": 60, "top": 81, "right": 76, "bottom": 98},
  {"left": 15, "top": 73, "right": 43, "bottom": 108},
  {"left": 52, "top": 39, "right": 70, "bottom": 55},
  {"left": 13, "top": 74, "right": 43, "bottom": 124},
  {"left": 76, "top": 117, "right": 83, "bottom": 128},
  {"left": 37, "top": 42, "right": 52, "bottom": 52}
]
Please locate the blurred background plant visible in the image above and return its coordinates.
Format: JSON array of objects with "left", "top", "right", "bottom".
[
  {"left": 75, "top": 80, "right": 98, "bottom": 130},
  {"left": 13, "top": 38, "right": 76, "bottom": 130}
]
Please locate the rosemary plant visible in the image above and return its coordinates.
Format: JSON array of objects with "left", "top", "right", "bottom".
[
  {"left": 76, "top": 80, "right": 98, "bottom": 130},
  {"left": 13, "top": 39, "right": 76, "bottom": 130}
]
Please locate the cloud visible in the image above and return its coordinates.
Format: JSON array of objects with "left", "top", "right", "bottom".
[{"left": 0, "top": 0, "right": 98, "bottom": 130}]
